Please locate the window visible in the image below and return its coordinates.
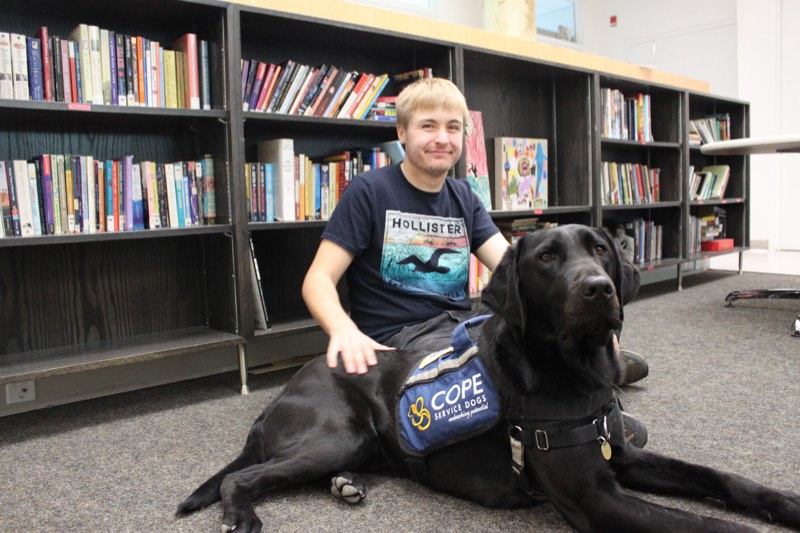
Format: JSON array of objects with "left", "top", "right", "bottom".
[{"left": 536, "top": 0, "right": 579, "bottom": 44}]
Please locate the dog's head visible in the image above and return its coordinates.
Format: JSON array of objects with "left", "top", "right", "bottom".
[{"left": 481, "top": 225, "right": 624, "bottom": 348}]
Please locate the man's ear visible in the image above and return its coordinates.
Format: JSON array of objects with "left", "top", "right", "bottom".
[
  {"left": 481, "top": 239, "right": 526, "bottom": 331},
  {"left": 396, "top": 124, "right": 406, "bottom": 145}
]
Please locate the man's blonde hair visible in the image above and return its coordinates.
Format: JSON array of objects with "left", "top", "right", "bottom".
[{"left": 395, "top": 77, "right": 469, "bottom": 129}]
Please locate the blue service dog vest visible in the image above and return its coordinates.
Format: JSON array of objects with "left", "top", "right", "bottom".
[{"left": 397, "top": 315, "right": 501, "bottom": 456}]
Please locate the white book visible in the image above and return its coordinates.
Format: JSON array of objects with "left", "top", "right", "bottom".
[
  {"left": 0, "top": 32, "right": 13, "bottom": 99},
  {"left": 99, "top": 28, "right": 112, "bottom": 105},
  {"left": 277, "top": 64, "right": 309, "bottom": 115},
  {"left": 9, "top": 33, "right": 29, "bottom": 100},
  {"left": 26, "top": 162, "right": 42, "bottom": 235},
  {"left": 86, "top": 155, "right": 95, "bottom": 233},
  {"left": 12, "top": 160, "right": 34, "bottom": 236},
  {"left": 164, "top": 162, "right": 179, "bottom": 228},
  {"left": 88, "top": 25, "right": 104, "bottom": 105},
  {"left": 257, "top": 138, "right": 296, "bottom": 222}
]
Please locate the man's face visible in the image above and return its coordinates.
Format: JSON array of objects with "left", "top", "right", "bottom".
[{"left": 397, "top": 107, "right": 464, "bottom": 180}]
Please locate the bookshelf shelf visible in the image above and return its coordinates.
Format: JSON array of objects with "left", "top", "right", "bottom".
[
  {"left": 0, "top": 224, "right": 233, "bottom": 248},
  {"left": 0, "top": 0, "right": 750, "bottom": 409},
  {"left": 0, "top": 326, "right": 243, "bottom": 386}
]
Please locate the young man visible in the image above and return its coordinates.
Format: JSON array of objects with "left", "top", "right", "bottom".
[{"left": 302, "top": 77, "right": 647, "bottom": 388}]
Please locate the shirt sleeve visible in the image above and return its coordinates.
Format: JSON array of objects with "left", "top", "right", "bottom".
[{"left": 321, "top": 174, "right": 373, "bottom": 256}]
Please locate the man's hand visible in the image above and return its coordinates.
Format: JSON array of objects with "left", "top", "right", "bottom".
[{"left": 327, "top": 325, "right": 395, "bottom": 374}]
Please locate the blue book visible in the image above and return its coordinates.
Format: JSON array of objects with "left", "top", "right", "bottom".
[
  {"left": 105, "top": 159, "right": 114, "bottom": 231},
  {"left": 131, "top": 163, "right": 144, "bottom": 230},
  {"left": 26, "top": 162, "right": 43, "bottom": 235},
  {"left": 26, "top": 37, "right": 44, "bottom": 101},
  {"left": 174, "top": 168, "right": 185, "bottom": 227},
  {"left": 265, "top": 163, "right": 274, "bottom": 222}
]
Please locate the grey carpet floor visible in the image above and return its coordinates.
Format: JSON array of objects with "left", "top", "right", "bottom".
[{"left": 1, "top": 270, "right": 798, "bottom": 532}]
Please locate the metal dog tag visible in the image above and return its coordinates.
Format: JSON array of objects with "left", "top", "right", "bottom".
[{"left": 599, "top": 438, "right": 612, "bottom": 461}]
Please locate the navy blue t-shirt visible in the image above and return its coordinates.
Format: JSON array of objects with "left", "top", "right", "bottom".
[{"left": 322, "top": 164, "right": 499, "bottom": 343}]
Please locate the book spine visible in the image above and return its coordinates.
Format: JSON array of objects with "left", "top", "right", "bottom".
[
  {"left": 10, "top": 33, "right": 30, "bottom": 100},
  {"left": 174, "top": 33, "right": 199, "bottom": 109},
  {"left": 0, "top": 33, "right": 13, "bottom": 100},
  {"left": 202, "top": 154, "right": 215, "bottom": 221},
  {"left": 27, "top": 162, "right": 43, "bottom": 235},
  {"left": 0, "top": 161, "right": 12, "bottom": 237},
  {"left": 108, "top": 31, "right": 118, "bottom": 106},
  {"left": 36, "top": 27, "right": 52, "bottom": 101},
  {"left": 88, "top": 25, "right": 103, "bottom": 105},
  {"left": 199, "top": 39, "right": 210, "bottom": 110},
  {"left": 26, "top": 37, "right": 44, "bottom": 101},
  {"left": 59, "top": 39, "right": 71, "bottom": 103}
]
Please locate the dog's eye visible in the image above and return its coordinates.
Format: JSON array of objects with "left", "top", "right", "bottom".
[
  {"left": 594, "top": 245, "right": 607, "bottom": 256},
  {"left": 540, "top": 251, "right": 554, "bottom": 262}
]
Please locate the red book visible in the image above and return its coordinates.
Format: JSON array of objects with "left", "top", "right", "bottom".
[
  {"left": 701, "top": 238, "right": 734, "bottom": 252},
  {"left": 254, "top": 63, "right": 276, "bottom": 112},
  {"left": 68, "top": 42, "right": 78, "bottom": 103},
  {"left": 173, "top": 33, "right": 200, "bottom": 109}
]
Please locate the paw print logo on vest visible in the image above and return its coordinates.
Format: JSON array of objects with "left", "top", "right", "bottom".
[{"left": 408, "top": 397, "right": 431, "bottom": 431}]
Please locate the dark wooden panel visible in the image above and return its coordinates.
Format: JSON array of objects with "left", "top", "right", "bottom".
[
  {"left": 0, "top": 238, "right": 209, "bottom": 355},
  {"left": 555, "top": 73, "right": 592, "bottom": 206}
]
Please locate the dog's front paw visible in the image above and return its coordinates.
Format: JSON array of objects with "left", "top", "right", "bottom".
[{"left": 331, "top": 471, "right": 367, "bottom": 504}]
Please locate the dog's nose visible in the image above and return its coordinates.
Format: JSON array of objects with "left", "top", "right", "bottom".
[{"left": 580, "top": 275, "right": 615, "bottom": 301}]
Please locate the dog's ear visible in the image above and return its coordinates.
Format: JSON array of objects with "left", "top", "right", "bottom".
[
  {"left": 600, "top": 227, "right": 625, "bottom": 321},
  {"left": 481, "top": 239, "right": 526, "bottom": 329}
]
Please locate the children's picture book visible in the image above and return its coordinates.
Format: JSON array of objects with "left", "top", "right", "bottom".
[
  {"left": 464, "top": 110, "right": 492, "bottom": 210},
  {"left": 493, "top": 137, "right": 548, "bottom": 211}
]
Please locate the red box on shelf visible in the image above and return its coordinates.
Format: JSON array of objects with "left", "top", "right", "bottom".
[{"left": 701, "top": 238, "right": 734, "bottom": 251}]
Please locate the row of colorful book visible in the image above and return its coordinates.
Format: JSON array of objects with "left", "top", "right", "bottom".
[
  {"left": 240, "top": 58, "right": 389, "bottom": 119},
  {"left": 0, "top": 26, "right": 209, "bottom": 109},
  {"left": 0, "top": 155, "right": 216, "bottom": 238},
  {"left": 601, "top": 161, "right": 661, "bottom": 205},
  {"left": 248, "top": 140, "right": 396, "bottom": 223},
  {"left": 609, "top": 218, "right": 663, "bottom": 265},
  {"left": 689, "top": 114, "right": 731, "bottom": 146},
  {"left": 600, "top": 88, "right": 654, "bottom": 143},
  {"left": 467, "top": 254, "right": 491, "bottom": 296},
  {"left": 690, "top": 206, "right": 727, "bottom": 254},
  {"left": 689, "top": 164, "right": 730, "bottom": 201}
]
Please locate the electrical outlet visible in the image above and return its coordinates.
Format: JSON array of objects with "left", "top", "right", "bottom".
[{"left": 6, "top": 380, "right": 36, "bottom": 404}]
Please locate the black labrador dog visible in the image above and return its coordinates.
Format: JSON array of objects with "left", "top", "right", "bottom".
[{"left": 178, "top": 224, "right": 800, "bottom": 532}]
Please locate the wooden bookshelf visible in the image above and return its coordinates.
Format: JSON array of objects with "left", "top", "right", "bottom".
[{"left": 0, "top": 0, "right": 749, "bottom": 407}]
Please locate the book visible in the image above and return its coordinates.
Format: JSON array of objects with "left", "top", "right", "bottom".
[
  {"left": 378, "top": 140, "right": 405, "bottom": 165},
  {"left": 257, "top": 138, "right": 295, "bottom": 222},
  {"left": 99, "top": 28, "right": 112, "bottom": 104},
  {"left": 701, "top": 164, "right": 731, "bottom": 199},
  {"left": 493, "top": 137, "right": 548, "bottom": 211},
  {"left": 199, "top": 39, "right": 210, "bottom": 109},
  {"left": 12, "top": 160, "right": 34, "bottom": 236},
  {"left": 10, "top": 33, "right": 29, "bottom": 100},
  {"left": 464, "top": 110, "right": 492, "bottom": 210},
  {"left": 26, "top": 37, "right": 44, "bottom": 101},
  {"left": 0, "top": 32, "right": 13, "bottom": 99},
  {"left": 69, "top": 24, "right": 92, "bottom": 104},
  {"left": 202, "top": 154, "right": 216, "bottom": 222},
  {"left": 36, "top": 27, "right": 52, "bottom": 101},
  {"left": 0, "top": 161, "right": 11, "bottom": 237},
  {"left": 173, "top": 33, "right": 200, "bottom": 109},
  {"left": 392, "top": 67, "right": 432, "bottom": 95},
  {"left": 88, "top": 25, "right": 103, "bottom": 105},
  {"left": 249, "top": 235, "right": 271, "bottom": 330}
]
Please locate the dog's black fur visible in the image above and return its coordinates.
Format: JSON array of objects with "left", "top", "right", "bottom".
[{"left": 178, "top": 224, "right": 800, "bottom": 532}]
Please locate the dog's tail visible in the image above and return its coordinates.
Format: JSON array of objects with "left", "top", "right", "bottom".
[{"left": 175, "top": 450, "right": 257, "bottom": 516}]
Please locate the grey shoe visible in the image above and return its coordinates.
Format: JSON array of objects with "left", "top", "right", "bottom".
[
  {"left": 615, "top": 348, "right": 649, "bottom": 386},
  {"left": 622, "top": 412, "right": 648, "bottom": 449}
]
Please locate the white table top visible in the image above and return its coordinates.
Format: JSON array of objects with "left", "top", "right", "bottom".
[{"left": 700, "top": 134, "right": 800, "bottom": 155}]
